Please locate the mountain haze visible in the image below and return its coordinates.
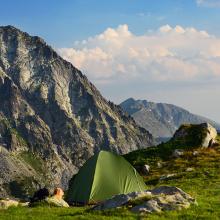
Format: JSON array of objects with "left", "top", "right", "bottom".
[
  {"left": 0, "top": 26, "right": 154, "bottom": 198},
  {"left": 120, "top": 98, "right": 220, "bottom": 139}
]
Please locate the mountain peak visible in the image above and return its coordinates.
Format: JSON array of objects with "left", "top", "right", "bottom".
[
  {"left": 0, "top": 25, "right": 20, "bottom": 31},
  {"left": 0, "top": 25, "right": 47, "bottom": 47},
  {"left": 121, "top": 97, "right": 136, "bottom": 104},
  {"left": 120, "top": 98, "right": 220, "bottom": 139},
  {"left": 0, "top": 26, "right": 155, "bottom": 198}
]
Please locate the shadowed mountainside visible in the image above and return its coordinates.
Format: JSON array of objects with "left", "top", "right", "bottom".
[
  {"left": 0, "top": 26, "right": 155, "bottom": 198},
  {"left": 120, "top": 98, "right": 220, "bottom": 139}
]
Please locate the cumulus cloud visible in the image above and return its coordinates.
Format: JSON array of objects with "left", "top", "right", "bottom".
[
  {"left": 58, "top": 24, "right": 220, "bottom": 85},
  {"left": 196, "top": 0, "right": 220, "bottom": 7}
]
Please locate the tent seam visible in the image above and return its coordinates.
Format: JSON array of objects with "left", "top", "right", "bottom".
[{"left": 88, "top": 151, "right": 101, "bottom": 202}]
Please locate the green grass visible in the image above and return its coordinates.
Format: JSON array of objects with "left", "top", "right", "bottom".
[
  {"left": 0, "top": 117, "right": 28, "bottom": 148},
  {"left": 1, "top": 136, "right": 220, "bottom": 219},
  {"left": 0, "top": 206, "right": 140, "bottom": 220},
  {"left": 19, "top": 152, "right": 44, "bottom": 173}
]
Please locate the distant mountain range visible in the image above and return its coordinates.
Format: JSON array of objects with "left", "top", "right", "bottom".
[{"left": 120, "top": 98, "right": 220, "bottom": 140}]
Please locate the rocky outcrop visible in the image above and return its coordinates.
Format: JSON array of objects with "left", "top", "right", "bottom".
[
  {"left": 0, "top": 25, "right": 155, "bottom": 198},
  {"left": 120, "top": 98, "right": 220, "bottom": 139},
  {"left": 93, "top": 186, "right": 196, "bottom": 213},
  {"left": 173, "top": 123, "right": 217, "bottom": 148},
  {"left": 200, "top": 123, "right": 218, "bottom": 147}
]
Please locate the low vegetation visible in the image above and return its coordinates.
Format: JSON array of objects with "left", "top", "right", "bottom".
[
  {"left": 0, "top": 135, "right": 220, "bottom": 219},
  {"left": 19, "top": 152, "right": 44, "bottom": 173}
]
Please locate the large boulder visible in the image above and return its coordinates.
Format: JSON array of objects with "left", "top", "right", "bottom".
[
  {"left": 93, "top": 191, "right": 152, "bottom": 211},
  {"left": 92, "top": 186, "right": 196, "bottom": 214},
  {"left": 201, "top": 123, "right": 218, "bottom": 147},
  {"left": 173, "top": 123, "right": 217, "bottom": 148},
  {"left": 131, "top": 191, "right": 192, "bottom": 213}
]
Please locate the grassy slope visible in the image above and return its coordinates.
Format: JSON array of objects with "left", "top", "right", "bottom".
[{"left": 0, "top": 135, "right": 220, "bottom": 220}]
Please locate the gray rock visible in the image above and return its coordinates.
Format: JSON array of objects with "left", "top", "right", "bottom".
[
  {"left": 201, "top": 123, "right": 217, "bottom": 147},
  {"left": 157, "top": 162, "right": 163, "bottom": 168},
  {"left": 186, "top": 167, "right": 194, "bottom": 172},
  {"left": 173, "top": 123, "right": 217, "bottom": 148},
  {"left": 150, "top": 186, "right": 195, "bottom": 202},
  {"left": 131, "top": 192, "right": 192, "bottom": 213},
  {"left": 142, "top": 165, "right": 150, "bottom": 175},
  {"left": 0, "top": 25, "right": 155, "bottom": 198},
  {"left": 131, "top": 200, "right": 161, "bottom": 213},
  {"left": 93, "top": 191, "right": 152, "bottom": 211},
  {"left": 172, "top": 149, "right": 184, "bottom": 158},
  {"left": 93, "top": 186, "right": 196, "bottom": 214},
  {"left": 159, "top": 174, "right": 177, "bottom": 181},
  {"left": 192, "top": 151, "right": 199, "bottom": 156}
]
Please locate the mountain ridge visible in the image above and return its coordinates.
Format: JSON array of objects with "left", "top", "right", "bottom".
[
  {"left": 120, "top": 98, "right": 220, "bottom": 139},
  {"left": 0, "top": 25, "right": 154, "bottom": 198}
]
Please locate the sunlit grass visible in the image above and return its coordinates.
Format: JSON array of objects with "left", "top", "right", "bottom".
[{"left": 1, "top": 135, "right": 220, "bottom": 219}]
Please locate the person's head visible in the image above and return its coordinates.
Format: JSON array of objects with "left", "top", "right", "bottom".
[{"left": 54, "top": 188, "right": 64, "bottom": 199}]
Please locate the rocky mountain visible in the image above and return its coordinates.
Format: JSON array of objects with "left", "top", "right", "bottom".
[
  {"left": 0, "top": 26, "right": 154, "bottom": 199},
  {"left": 120, "top": 98, "right": 220, "bottom": 140}
]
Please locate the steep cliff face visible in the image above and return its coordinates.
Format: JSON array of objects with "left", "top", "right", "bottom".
[{"left": 0, "top": 26, "right": 154, "bottom": 198}]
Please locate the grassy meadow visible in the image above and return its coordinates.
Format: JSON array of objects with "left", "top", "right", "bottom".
[{"left": 0, "top": 135, "right": 220, "bottom": 220}]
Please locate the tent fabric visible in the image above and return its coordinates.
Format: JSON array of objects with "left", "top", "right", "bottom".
[{"left": 66, "top": 151, "right": 147, "bottom": 204}]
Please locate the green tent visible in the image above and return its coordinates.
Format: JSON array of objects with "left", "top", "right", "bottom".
[{"left": 66, "top": 150, "right": 147, "bottom": 204}]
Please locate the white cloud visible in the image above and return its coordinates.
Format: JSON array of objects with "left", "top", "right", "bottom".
[
  {"left": 196, "top": 0, "right": 220, "bottom": 7},
  {"left": 58, "top": 24, "right": 220, "bottom": 86}
]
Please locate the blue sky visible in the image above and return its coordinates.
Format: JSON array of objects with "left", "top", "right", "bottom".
[
  {"left": 1, "top": 0, "right": 220, "bottom": 47},
  {"left": 1, "top": 0, "right": 220, "bottom": 121}
]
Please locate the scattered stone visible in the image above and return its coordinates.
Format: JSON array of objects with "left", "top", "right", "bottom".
[
  {"left": 159, "top": 173, "right": 177, "bottom": 181},
  {"left": 172, "top": 149, "right": 184, "bottom": 158},
  {"left": 142, "top": 165, "right": 150, "bottom": 175},
  {"left": 0, "top": 199, "right": 19, "bottom": 209},
  {"left": 192, "top": 151, "right": 199, "bottom": 156},
  {"left": 186, "top": 168, "right": 194, "bottom": 172},
  {"left": 93, "top": 186, "right": 196, "bottom": 214},
  {"left": 20, "top": 202, "right": 29, "bottom": 207},
  {"left": 157, "top": 162, "right": 162, "bottom": 168}
]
